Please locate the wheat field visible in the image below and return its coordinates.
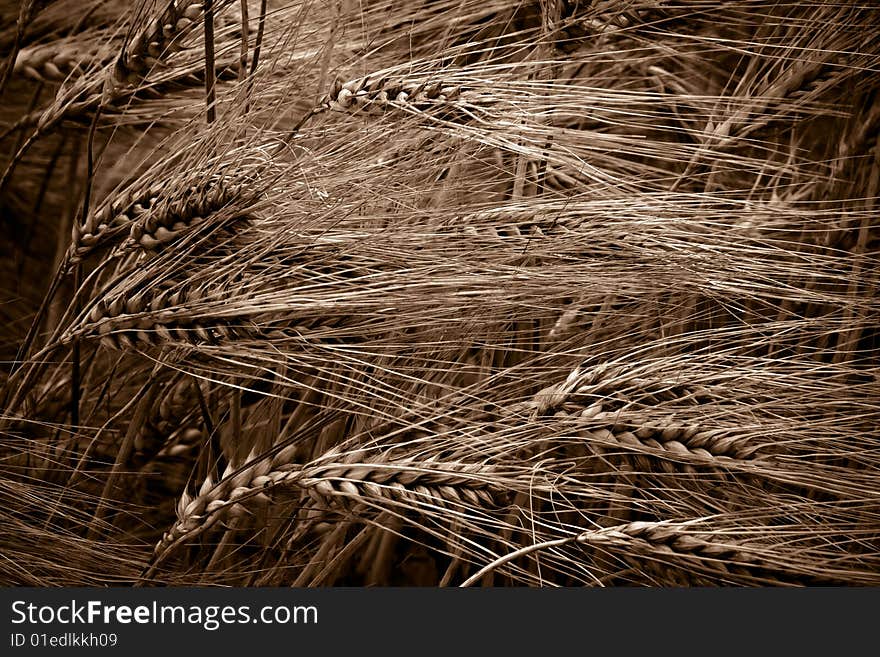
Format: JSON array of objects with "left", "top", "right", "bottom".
[{"left": 1, "top": 0, "right": 878, "bottom": 587}]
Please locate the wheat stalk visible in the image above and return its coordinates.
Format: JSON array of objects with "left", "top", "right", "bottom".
[
  {"left": 109, "top": 0, "right": 243, "bottom": 89},
  {"left": 146, "top": 442, "right": 507, "bottom": 572},
  {"left": 2, "top": 0, "right": 878, "bottom": 588},
  {"left": 462, "top": 518, "right": 873, "bottom": 586},
  {"left": 68, "top": 135, "right": 276, "bottom": 267},
  {"left": 12, "top": 36, "right": 114, "bottom": 85}
]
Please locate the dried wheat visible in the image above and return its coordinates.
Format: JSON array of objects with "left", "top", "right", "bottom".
[{"left": 151, "top": 443, "right": 506, "bottom": 562}]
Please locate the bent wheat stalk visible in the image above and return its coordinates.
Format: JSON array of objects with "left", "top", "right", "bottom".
[
  {"left": 462, "top": 518, "right": 871, "bottom": 587},
  {"left": 109, "top": 0, "right": 242, "bottom": 90},
  {"left": 144, "top": 442, "right": 507, "bottom": 578}
]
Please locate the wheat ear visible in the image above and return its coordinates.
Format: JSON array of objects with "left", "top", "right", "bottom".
[
  {"left": 145, "top": 443, "right": 506, "bottom": 574},
  {"left": 12, "top": 37, "right": 112, "bottom": 84},
  {"left": 68, "top": 177, "right": 244, "bottom": 265},
  {"left": 464, "top": 519, "right": 856, "bottom": 586}
]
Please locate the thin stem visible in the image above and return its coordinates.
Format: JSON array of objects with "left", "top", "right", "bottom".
[
  {"left": 70, "top": 265, "right": 81, "bottom": 431},
  {"left": 249, "top": 0, "right": 269, "bottom": 78},
  {"left": 69, "top": 103, "right": 102, "bottom": 433},
  {"left": 244, "top": 0, "right": 268, "bottom": 114},
  {"left": 460, "top": 537, "right": 573, "bottom": 587},
  {"left": 0, "top": 0, "right": 38, "bottom": 97},
  {"left": 204, "top": 0, "right": 217, "bottom": 123},
  {"left": 238, "top": 0, "right": 249, "bottom": 84},
  {"left": 86, "top": 382, "right": 158, "bottom": 540}
]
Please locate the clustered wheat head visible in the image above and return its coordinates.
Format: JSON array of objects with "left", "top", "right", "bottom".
[{"left": 0, "top": 0, "right": 878, "bottom": 586}]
